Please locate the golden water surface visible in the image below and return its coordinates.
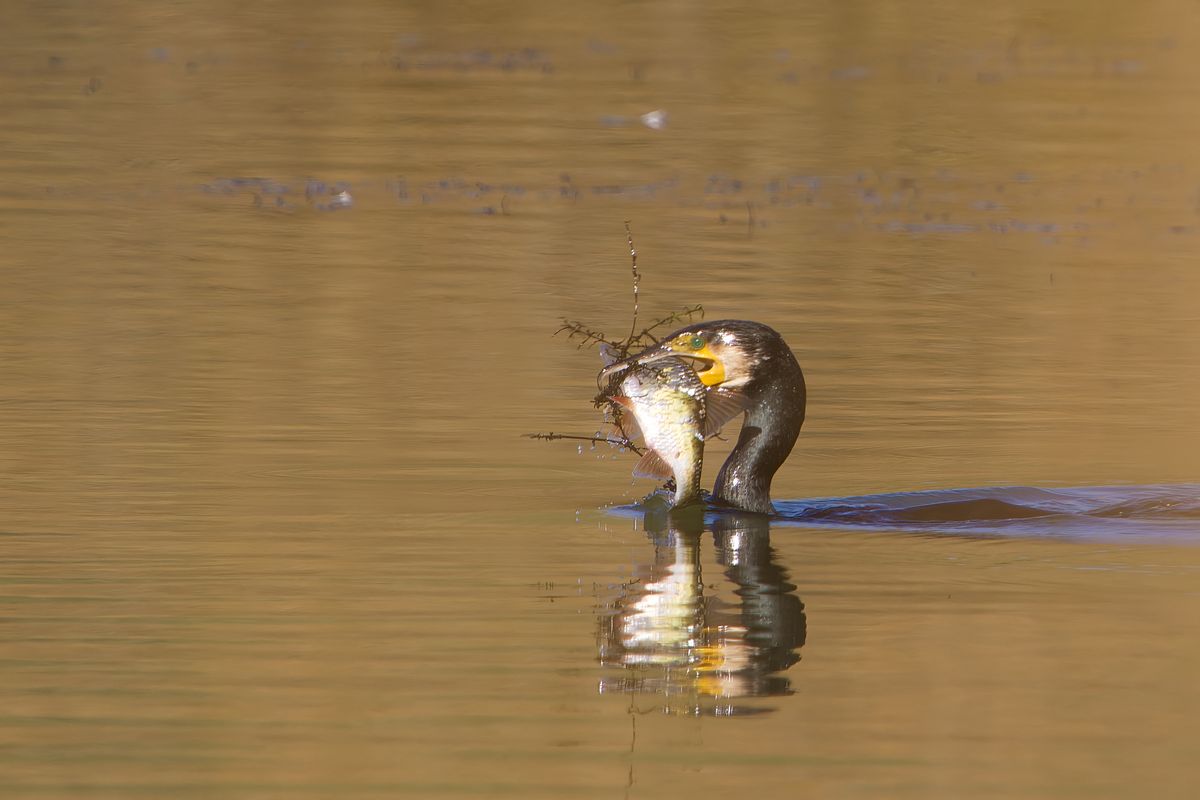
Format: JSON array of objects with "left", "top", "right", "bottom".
[{"left": 3, "top": 2, "right": 1199, "bottom": 798}]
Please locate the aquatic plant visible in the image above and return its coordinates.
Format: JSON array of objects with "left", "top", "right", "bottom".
[{"left": 527, "top": 223, "right": 704, "bottom": 455}]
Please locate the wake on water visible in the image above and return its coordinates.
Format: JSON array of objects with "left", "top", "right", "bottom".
[{"left": 612, "top": 485, "right": 1200, "bottom": 543}]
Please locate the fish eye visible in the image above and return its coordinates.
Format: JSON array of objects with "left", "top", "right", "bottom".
[{"left": 687, "top": 335, "right": 705, "bottom": 350}]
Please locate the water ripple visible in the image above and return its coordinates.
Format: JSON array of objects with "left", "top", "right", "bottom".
[
  {"left": 612, "top": 485, "right": 1200, "bottom": 542},
  {"left": 773, "top": 484, "right": 1200, "bottom": 541}
]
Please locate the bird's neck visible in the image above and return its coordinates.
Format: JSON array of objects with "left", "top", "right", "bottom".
[{"left": 713, "top": 355, "right": 806, "bottom": 514}]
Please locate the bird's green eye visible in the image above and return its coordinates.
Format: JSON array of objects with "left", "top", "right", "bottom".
[{"left": 688, "top": 335, "right": 705, "bottom": 350}]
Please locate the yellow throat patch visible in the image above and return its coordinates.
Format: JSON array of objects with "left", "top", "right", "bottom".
[{"left": 671, "top": 340, "right": 725, "bottom": 386}]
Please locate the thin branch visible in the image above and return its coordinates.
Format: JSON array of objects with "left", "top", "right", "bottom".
[
  {"left": 633, "top": 304, "right": 704, "bottom": 347},
  {"left": 524, "top": 431, "right": 643, "bottom": 455},
  {"left": 625, "top": 221, "right": 640, "bottom": 344},
  {"left": 555, "top": 318, "right": 612, "bottom": 349}
]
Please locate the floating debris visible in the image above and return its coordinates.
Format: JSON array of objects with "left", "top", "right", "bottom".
[
  {"left": 531, "top": 223, "right": 705, "bottom": 456},
  {"left": 640, "top": 109, "right": 668, "bottom": 130}
]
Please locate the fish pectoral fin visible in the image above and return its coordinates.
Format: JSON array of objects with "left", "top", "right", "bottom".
[
  {"left": 703, "top": 388, "right": 750, "bottom": 438},
  {"left": 633, "top": 449, "right": 673, "bottom": 481},
  {"left": 613, "top": 411, "right": 642, "bottom": 443},
  {"left": 597, "top": 393, "right": 643, "bottom": 445}
]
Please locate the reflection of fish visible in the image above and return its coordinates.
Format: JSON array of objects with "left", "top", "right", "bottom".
[{"left": 599, "top": 344, "right": 745, "bottom": 508}]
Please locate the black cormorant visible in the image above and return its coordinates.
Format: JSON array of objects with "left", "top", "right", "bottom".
[{"left": 629, "top": 320, "right": 806, "bottom": 514}]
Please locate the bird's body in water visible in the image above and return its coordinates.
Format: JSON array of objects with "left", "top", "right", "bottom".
[
  {"left": 598, "top": 344, "right": 746, "bottom": 508},
  {"left": 624, "top": 320, "right": 806, "bottom": 515}
]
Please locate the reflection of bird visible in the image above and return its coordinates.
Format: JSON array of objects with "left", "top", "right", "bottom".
[
  {"left": 595, "top": 508, "right": 805, "bottom": 712},
  {"left": 631, "top": 320, "right": 806, "bottom": 514}
]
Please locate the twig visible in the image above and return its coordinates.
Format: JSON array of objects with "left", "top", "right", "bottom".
[
  {"left": 634, "top": 304, "right": 704, "bottom": 347},
  {"left": 625, "top": 221, "right": 640, "bottom": 343},
  {"left": 524, "top": 431, "right": 644, "bottom": 455},
  {"left": 555, "top": 318, "right": 611, "bottom": 349}
]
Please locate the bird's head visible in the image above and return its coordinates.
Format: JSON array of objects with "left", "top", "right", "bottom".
[{"left": 632, "top": 320, "right": 787, "bottom": 393}]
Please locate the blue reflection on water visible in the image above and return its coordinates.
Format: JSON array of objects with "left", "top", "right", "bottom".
[{"left": 613, "top": 485, "right": 1200, "bottom": 542}]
